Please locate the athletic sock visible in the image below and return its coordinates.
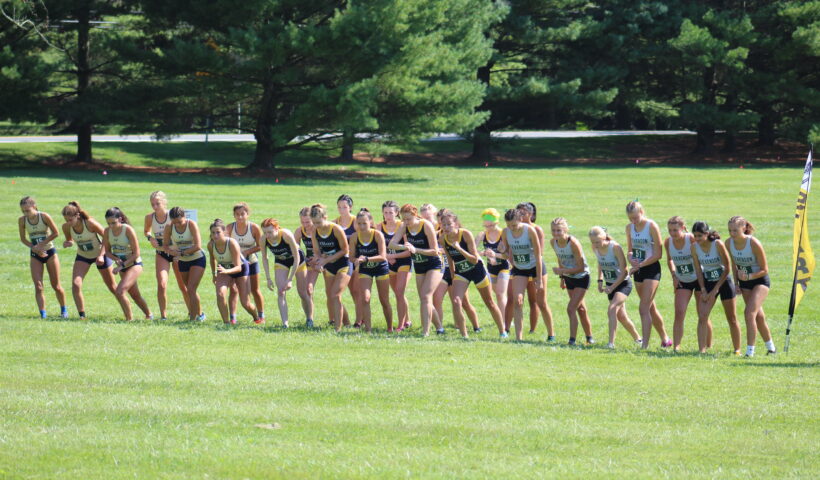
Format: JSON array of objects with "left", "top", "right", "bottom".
[
  {"left": 258, "top": 311, "right": 265, "bottom": 319},
  {"left": 39, "top": 309, "right": 47, "bottom": 319},
  {"left": 746, "top": 345, "right": 755, "bottom": 356},
  {"left": 60, "top": 305, "right": 67, "bottom": 315},
  {"left": 586, "top": 336, "right": 593, "bottom": 343},
  {"left": 764, "top": 340, "right": 776, "bottom": 351},
  {"left": 79, "top": 311, "right": 86, "bottom": 318}
]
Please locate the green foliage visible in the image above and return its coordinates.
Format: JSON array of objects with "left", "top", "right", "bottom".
[{"left": 119, "top": 0, "right": 501, "bottom": 168}]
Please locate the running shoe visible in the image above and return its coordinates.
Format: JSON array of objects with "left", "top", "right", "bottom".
[
  {"left": 282, "top": 321, "right": 289, "bottom": 329},
  {"left": 306, "top": 319, "right": 314, "bottom": 328},
  {"left": 500, "top": 332, "right": 509, "bottom": 339},
  {"left": 567, "top": 339, "right": 576, "bottom": 346},
  {"left": 547, "top": 335, "right": 556, "bottom": 342},
  {"left": 436, "top": 328, "right": 445, "bottom": 335},
  {"left": 473, "top": 327, "right": 482, "bottom": 333},
  {"left": 606, "top": 342, "right": 615, "bottom": 349},
  {"left": 661, "top": 338, "right": 673, "bottom": 348},
  {"left": 767, "top": 349, "right": 776, "bottom": 355},
  {"left": 254, "top": 317, "right": 265, "bottom": 325},
  {"left": 635, "top": 338, "right": 643, "bottom": 345},
  {"left": 195, "top": 313, "right": 206, "bottom": 322},
  {"left": 230, "top": 318, "right": 237, "bottom": 325}
]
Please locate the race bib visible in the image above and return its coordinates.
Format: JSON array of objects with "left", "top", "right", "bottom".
[
  {"left": 79, "top": 241, "right": 94, "bottom": 252},
  {"left": 30, "top": 235, "right": 45, "bottom": 245},
  {"left": 706, "top": 268, "right": 722, "bottom": 281},
  {"left": 675, "top": 264, "right": 693, "bottom": 276},
  {"left": 365, "top": 261, "right": 380, "bottom": 269},
  {"left": 222, "top": 263, "right": 235, "bottom": 269},
  {"left": 633, "top": 248, "right": 646, "bottom": 260},
  {"left": 603, "top": 270, "right": 617, "bottom": 281},
  {"left": 155, "top": 238, "right": 163, "bottom": 247},
  {"left": 412, "top": 253, "right": 426, "bottom": 263},
  {"left": 116, "top": 254, "right": 128, "bottom": 262},
  {"left": 738, "top": 265, "right": 753, "bottom": 274},
  {"left": 455, "top": 260, "right": 472, "bottom": 273},
  {"left": 513, "top": 253, "right": 531, "bottom": 265}
]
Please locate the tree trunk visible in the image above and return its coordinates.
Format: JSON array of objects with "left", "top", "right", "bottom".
[
  {"left": 693, "top": 68, "right": 717, "bottom": 155},
  {"left": 74, "top": 5, "right": 92, "bottom": 163},
  {"left": 470, "top": 64, "right": 492, "bottom": 162},
  {"left": 614, "top": 96, "right": 631, "bottom": 130},
  {"left": 249, "top": 130, "right": 276, "bottom": 170},
  {"left": 757, "top": 111, "right": 776, "bottom": 146},
  {"left": 340, "top": 130, "right": 355, "bottom": 161},
  {"left": 694, "top": 126, "right": 716, "bottom": 154},
  {"left": 471, "top": 127, "right": 492, "bottom": 162},
  {"left": 721, "top": 92, "right": 738, "bottom": 153},
  {"left": 247, "top": 82, "right": 277, "bottom": 170}
]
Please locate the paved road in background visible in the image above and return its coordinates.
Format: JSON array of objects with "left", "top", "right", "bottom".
[{"left": 0, "top": 130, "right": 694, "bottom": 144}]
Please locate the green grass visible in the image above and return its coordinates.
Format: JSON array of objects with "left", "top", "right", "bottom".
[{"left": 1, "top": 142, "right": 818, "bottom": 478}]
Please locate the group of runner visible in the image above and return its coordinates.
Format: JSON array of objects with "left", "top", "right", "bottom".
[{"left": 18, "top": 194, "right": 776, "bottom": 357}]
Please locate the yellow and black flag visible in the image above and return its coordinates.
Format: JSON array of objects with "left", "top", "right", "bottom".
[{"left": 785, "top": 148, "right": 815, "bottom": 352}]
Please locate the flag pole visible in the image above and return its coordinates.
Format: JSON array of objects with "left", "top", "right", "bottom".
[{"left": 786, "top": 144, "right": 814, "bottom": 353}]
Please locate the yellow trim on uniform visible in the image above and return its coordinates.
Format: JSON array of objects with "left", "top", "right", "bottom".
[
  {"left": 475, "top": 276, "right": 491, "bottom": 289},
  {"left": 296, "top": 262, "right": 307, "bottom": 273},
  {"left": 274, "top": 263, "right": 290, "bottom": 271}
]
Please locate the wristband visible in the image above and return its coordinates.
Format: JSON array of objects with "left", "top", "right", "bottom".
[{"left": 597, "top": 279, "right": 603, "bottom": 283}]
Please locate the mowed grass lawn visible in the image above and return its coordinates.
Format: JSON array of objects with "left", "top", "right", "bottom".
[{"left": 0, "top": 141, "right": 818, "bottom": 478}]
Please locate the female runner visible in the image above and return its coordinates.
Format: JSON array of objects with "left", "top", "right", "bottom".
[
  {"left": 261, "top": 217, "right": 312, "bottom": 328},
  {"left": 352, "top": 208, "right": 393, "bottom": 333},
  {"left": 664, "top": 216, "right": 701, "bottom": 352},
  {"left": 334, "top": 194, "right": 359, "bottom": 327},
  {"left": 588, "top": 226, "right": 642, "bottom": 348},
  {"left": 727, "top": 216, "right": 776, "bottom": 356},
  {"left": 310, "top": 203, "right": 352, "bottom": 332},
  {"left": 499, "top": 208, "right": 544, "bottom": 341},
  {"left": 692, "top": 221, "right": 742, "bottom": 354},
  {"left": 476, "top": 208, "right": 509, "bottom": 327},
  {"left": 294, "top": 207, "right": 319, "bottom": 328},
  {"left": 103, "top": 207, "right": 152, "bottom": 321},
  {"left": 514, "top": 202, "right": 555, "bottom": 339},
  {"left": 550, "top": 217, "right": 594, "bottom": 346},
  {"left": 163, "top": 207, "right": 206, "bottom": 322},
  {"left": 208, "top": 219, "right": 259, "bottom": 325},
  {"left": 388, "top": 204, "right": 444, "bottom": 336},
  {"left": 424, "top": 204, "right": 479, "bottom": 334},
  {"left": 61, "top": 201, "right": 116, "bottom": 318},
  {"left": 625, "top": 201, "right": 671, "bottom": 348},
  {"left": 18, "top": 196, "right": 67, "bottom": 319},
  {"left": 377, "top": 200, "right": 412, "bottom": 331},
  {"left": 228, "top": 202, "right": 265, "bottom": 323},
  {"left": 143, "top": 191, "right": 189, "bottom": 321},
  {"left": 440, "top": 212, "right": 506, "bottom": 338}
]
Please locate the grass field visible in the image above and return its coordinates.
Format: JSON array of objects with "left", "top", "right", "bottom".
[{"left": 1, "top": 140, "right": 818, "bottom": 478}]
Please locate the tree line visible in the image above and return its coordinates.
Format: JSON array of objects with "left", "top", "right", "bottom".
[{"left": 1, "top": 0, "right": 818, "bottom": 169}]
